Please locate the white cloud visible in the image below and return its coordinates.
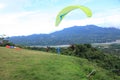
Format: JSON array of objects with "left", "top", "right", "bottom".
[
  {"left": 0, "top": 3, "right": 6, "bottom": 9},
  {"left": 0, "top": 3, "right": 120, "bottom": 37},
  {"left": 58, "top": 7, "right": 120, "bottom": 28},
  {"left": 59, "top": 14, "right": 120, "bottom": 29},
  {"left": 0, "top": 11, "right": 58, "bottom": 36},
  {"left": 1, "top": 9, "right": 120, "bottom": 37}
]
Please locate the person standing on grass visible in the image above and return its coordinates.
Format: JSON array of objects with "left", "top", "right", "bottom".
[{"left": 57, "top": 47, "right": 60, "bottom": 54}]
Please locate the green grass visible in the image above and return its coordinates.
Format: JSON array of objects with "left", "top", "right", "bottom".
[{"left": 0, "top": 47, "right": 119, "bottom": 80}]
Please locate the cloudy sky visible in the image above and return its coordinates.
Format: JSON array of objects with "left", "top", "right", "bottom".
[{"left": 0, "top": 0, "right": 120, "bottom": 36}]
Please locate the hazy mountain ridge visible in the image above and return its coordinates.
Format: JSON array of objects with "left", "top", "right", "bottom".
[{"left": 9, "top": 25, "right": 120, "bottom": 46}]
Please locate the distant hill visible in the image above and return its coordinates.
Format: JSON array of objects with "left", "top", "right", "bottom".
[{"left": 9, "top": 25, "right": 120, "bottom": 46}]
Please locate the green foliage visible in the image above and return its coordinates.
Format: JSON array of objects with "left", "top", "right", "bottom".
[
  {"left": 25, "top": 44, "right": 120, "bottom": 76},
  {"left": 0, "top": 36, "right": 15, "bottom": 47},
  {"left": 0, "top": 47, "right": 120, "bottom": 80},
  {"left": 64, "top": 44, "right": 120, "bottom": 76},
  {"left": 0, "top": 40, "right": 15, "bottom": 46}
]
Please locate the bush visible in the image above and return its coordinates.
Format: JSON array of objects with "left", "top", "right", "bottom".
[{"left": 61, "top": 44, "right": 120, "bottom": 76}]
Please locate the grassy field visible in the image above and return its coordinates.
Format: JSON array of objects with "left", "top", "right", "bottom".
[{"left": 0, "top": 47, "right": 119, "bottom": 80}]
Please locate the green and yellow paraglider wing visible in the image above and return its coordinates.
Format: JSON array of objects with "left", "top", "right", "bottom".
[{"left": 55, "top": 5, "right": 92, "bottom": 26}]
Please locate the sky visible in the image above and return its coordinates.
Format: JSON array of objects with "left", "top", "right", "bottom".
[{"left": 0, "top": 0, "right": 120, "bottom": 36}]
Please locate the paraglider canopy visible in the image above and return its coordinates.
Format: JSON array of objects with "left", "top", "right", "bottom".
[{"left": 55, "top": 5, "right": 92, "bottom": 26}]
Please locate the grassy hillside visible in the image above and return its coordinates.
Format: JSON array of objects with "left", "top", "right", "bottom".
[{"left": 0, "top": 47, "right": 119, "bottom": 80}]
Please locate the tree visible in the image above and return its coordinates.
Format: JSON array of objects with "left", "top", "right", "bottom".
[{"left": 0, "top": 35, "right": 14, "bottom": 46}]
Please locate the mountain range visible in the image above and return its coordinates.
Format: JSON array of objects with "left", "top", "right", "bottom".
[{"left": 9, "top": 25, "right": 120, "bottom": 46}]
